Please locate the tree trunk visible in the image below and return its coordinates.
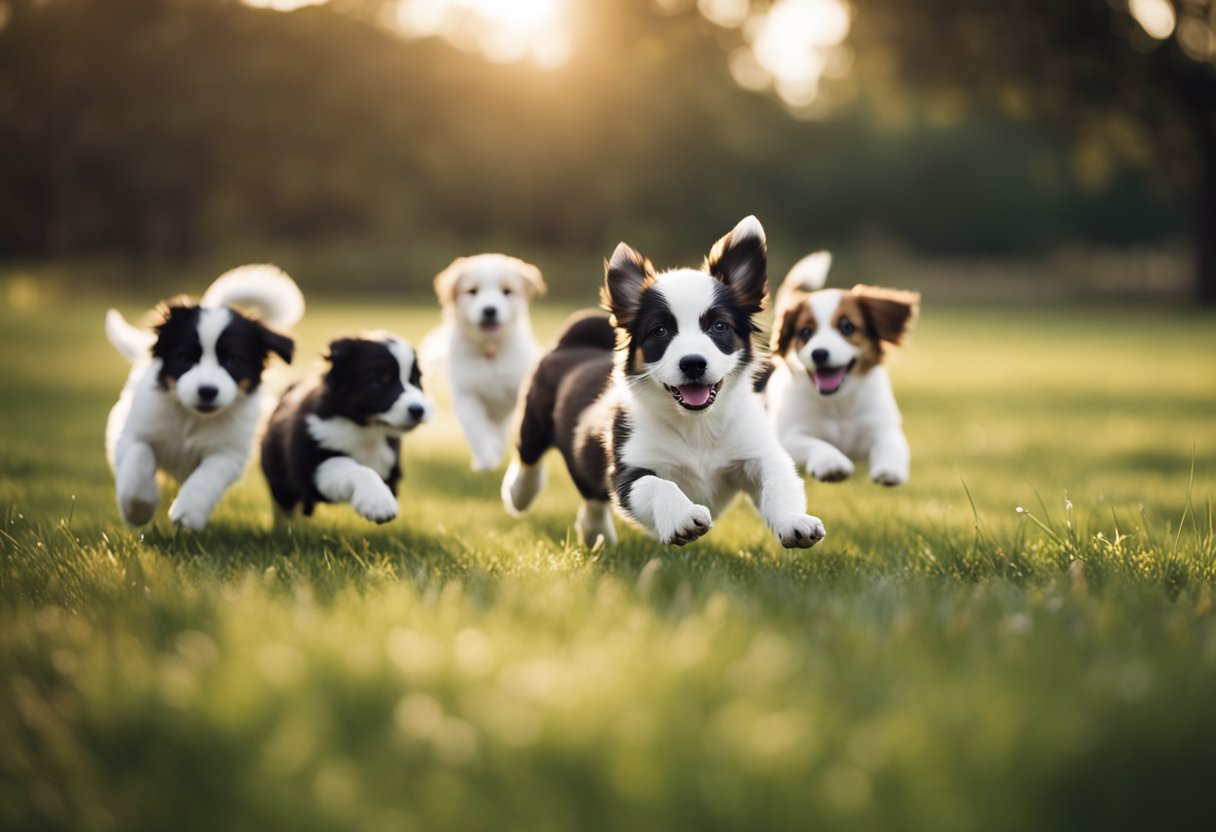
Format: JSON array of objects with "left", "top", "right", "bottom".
[{"left": 1196, "top": 134, "right": 1216, "bottom": 306}]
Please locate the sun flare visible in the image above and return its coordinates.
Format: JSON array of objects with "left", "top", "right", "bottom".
[{"left": 397, "top": 0, "right": 571, "bottom": 68}]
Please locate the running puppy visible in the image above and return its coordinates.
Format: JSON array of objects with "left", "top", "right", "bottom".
[
  {"left": 422, "top": 253, "right": 546, "bottom": 471},
  {"left": 260, "top": 332, "right": 433, "bottom": 524},
  {"left": 104, "top": 265, "right": 302, "bottom": 529},
  {"left": 766, "top": 252, "right": 920, "bottom": 485},
  {"left": 501, "top": 216, "right": 825, "bottom": 549}
]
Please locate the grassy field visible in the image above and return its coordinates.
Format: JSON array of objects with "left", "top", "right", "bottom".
[{"left": 2, "top": 292, "right": 1216, "bottom": 832}]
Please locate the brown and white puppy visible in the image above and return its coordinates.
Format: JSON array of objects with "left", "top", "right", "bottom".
[
  {"left": 421, "top": 253, "right": 546, "bottom": 471},
  {"left": 765, "top": 252, "right": 920, "bottom": 485}
]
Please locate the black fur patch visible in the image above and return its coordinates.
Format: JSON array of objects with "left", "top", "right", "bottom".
[
  {"left": 627, "top": 294, "right": 677, "bottom": 374},
  {"left": 611, "top": 407, "right": 654, "bottom": 519},
  {"left": 706, "top": 223, "right": 768, "bottom": 317},
  {"left": 700, "top": 284, "right": 751, "bottom": 357},
  {"left": 318, "top": 338, "right": 416, "bottom": 426},
  {"left": 151, "top": 303, "right": 293, "bottom": 392},
  {"left": 152, "top": 305, "right": 202, "bottom": 389}
]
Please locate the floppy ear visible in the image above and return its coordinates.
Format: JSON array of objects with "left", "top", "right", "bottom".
[
  {"left": 779, "top": 251, "right": 832, "bottom": 304},
  {"left": 433, "top": 258, "right": 467, "bottom": 306},
  {"left": 515, "top": 259, "right": 547, "bottom": 299},
  {"left": 706, "top": 215, "right": 768, "bottom": 315},
  {"left": 259, "top": 324, "right": 294, "bottom": 365},
  {"left": 600, "top": 242, "right": 655, "bottom": 329},
  {"left": 852, "top": 285, "right": 921, "bottom": 346},
  {"left": 771, "top": 297, "right": 806, "bottom": 357}
]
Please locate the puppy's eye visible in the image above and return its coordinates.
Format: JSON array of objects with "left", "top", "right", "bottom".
[
  {"left": 839, "top": 318, "right": 856, "bottom": 335},
  {"left": 649, "top": 325, "right": 668, "bottom": 339},
  {"left": 465, "top": 288, "right": 478, "bottom": 296},
  {"left": 711, "top": 320, "right": 729, "bottom": 334},
  {"left": 798, "top": 327, "right": 813, "bottom": 341},
  {"left": 502, "top": 288, "right": 512, "bottom": 296}
]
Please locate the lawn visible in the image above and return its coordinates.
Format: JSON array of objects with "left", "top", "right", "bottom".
[{"left": 2, "top": 291, "right": 1215, "bottom": 832}]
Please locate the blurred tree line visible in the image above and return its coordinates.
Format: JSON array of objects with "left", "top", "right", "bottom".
[{"left": 0, "top": 0, "right": 1191, "bottom": 296}]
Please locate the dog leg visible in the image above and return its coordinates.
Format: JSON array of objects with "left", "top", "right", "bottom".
[
  {"left": 502, "top": 458, "right": 546, "bottom": 516},
  {"left": 869, "top": 428, "right": 910, "bottom": 486},
  {"left": 115, "top": 441, "right": 159, "bottom": 525},
  {"left": 623, "top": 474, "right": 712, "bottom": 546},
  {"left": 743, "top": 454, "right": 826, "bottom": 549},
  {"left": 576, "top": 499, "right": 617, "bottom": 547},
  {"left": 168, "top": 451, "right": 247, "bottom": 530},
  {"left": 314, "top": 457, "right": 398, "bottom": 524},
  {"left": 453, "top": 392, "right": 503, "bottom": 471},
  {"left": 804, "top": 438, "right": 855, "bottom": 482}
]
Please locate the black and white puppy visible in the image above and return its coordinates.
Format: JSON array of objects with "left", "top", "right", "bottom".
[
  {"left": 105, "top": 265, "right": 302, "bottom": 529},
  {"left": 261, "top": 332, "right": 433, "bottom": 524},
  {"left": 501, "top": 216, "right": 826, "bottom": 549}
]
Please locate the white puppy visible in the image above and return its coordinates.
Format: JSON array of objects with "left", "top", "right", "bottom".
[
  {"left": 423, "top": 253, "right": 546, "bottom": 471},
  {"left": 765, "top": 252, "right": 920, "bottom": 485},
  {"left": 104, "top": 265, "right": 302, "bottom": 529}
]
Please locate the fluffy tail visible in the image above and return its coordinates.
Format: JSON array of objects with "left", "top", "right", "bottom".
[
  {"left": 201, "top": 264, "right": 304, "bottom": 329},
  {"left": 781, "top": 251, "right": 833, "bottom": 295},
  {"left": 105, "top": 308, "right": 154, "bottom": 363}
]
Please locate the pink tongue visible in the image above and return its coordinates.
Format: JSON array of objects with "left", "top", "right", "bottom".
[
  {"left": 814, "top": 367, "right": 846, "bottom": 393},
  {"left": 678, "top": 384, "right": 712, "bottom": 406}
]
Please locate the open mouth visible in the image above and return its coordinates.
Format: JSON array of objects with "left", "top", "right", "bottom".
[
  {"left": 478, "top": 321, "right": 501, "bottom": 333},
  {"left": 811, "top": 360, "right": 855, "bottom": 395},
  {"left": 665, "top": 381, "right": 722, "bottom": 411},
  {"left": 194, "top": 404, "right": 219, "bottom": 414}
]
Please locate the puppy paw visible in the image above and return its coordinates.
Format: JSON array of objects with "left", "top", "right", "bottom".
[
  {"left": 502, "top": 460, "right": 545, "bottom": 515},
  {"left": 774, "top": 514, "right": 826, "bottom": 549},
  {"left": 168, "top": 498, "right": 210, "bottom": 531},
  {"left": 120, "top": 496, "right": 158, "bottom": 526},
  {"left": 471, "top": 453, "right": 501, "bottom": 472},
  {"left": 351, "top": 483, "right": 399, "bottom": 524},
  {"left": 658, "top": 504, "right": 713, "bottom": 546},
  {"left": 870, "top": 465, "right": 907, "bottom": 487},
  {"left": 809, "top": 448, "right": 854, "bottom": 483}
]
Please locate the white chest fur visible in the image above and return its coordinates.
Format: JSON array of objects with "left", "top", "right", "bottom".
[{"left": 306, "top": 415, "right": 397, "bottom": 481}]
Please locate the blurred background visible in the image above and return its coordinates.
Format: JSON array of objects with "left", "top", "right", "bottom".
[{"left": 0, "top": 0, "right": 1212, "bottom": 303}]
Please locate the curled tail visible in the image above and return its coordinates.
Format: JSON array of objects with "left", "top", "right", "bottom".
[
  {"left": 105, "top": 308, "right": 154, "bottom": 364},
  {"left": 201, "top": 264, "right": 304, "bottom": 329}
]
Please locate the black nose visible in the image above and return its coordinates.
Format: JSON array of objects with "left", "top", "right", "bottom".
[
  {"left": 482, "top": 307, "right": 498, "bottom": 320},
  {"left": 197, "top": 385, "right": 218, "bottom": 402},
  {"left": 407, "top": 404, "right": 425, "bottom": 420},
  {"left": 810, "top": 349, "right": 830, "bottom": 366},
  {"left": 679, "top": 355, "right": 707, "bottom": 379}
]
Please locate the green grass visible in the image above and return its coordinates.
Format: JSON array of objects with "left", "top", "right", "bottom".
[{"left": 2, "top": 294, "right": 1216, "bottom": 832}]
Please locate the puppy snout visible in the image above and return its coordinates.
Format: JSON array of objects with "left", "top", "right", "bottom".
[
  {"left": 481, "top": 307, "right": 498, "bottom": 321},
  {"left": 197, "top": 385, "right": 219, "bottom": 402},
  {"left": 810, "top": 348, "right": 830, "bottom": 367},
  {"left": 679, "top": 355, "right": 708, "bottom": 380},
  {"left": 407, "top": 403, "right": 426, "bottom": 421}
]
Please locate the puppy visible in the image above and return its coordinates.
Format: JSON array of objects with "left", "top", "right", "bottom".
[
  {"left": 104, "top": 265, "right": 302, "bottom": 529},
  {"left": 765, "top": 252, "right": 920, "bottom": 485},
  {"left": 501, "top": 216, "right": 825, "bottom": 549},
  {"left": 260, "top": 333, "right": 433, "bottom": 524},
  {"left": 422, "top": 253, "right": 546, "bottom": 471}
]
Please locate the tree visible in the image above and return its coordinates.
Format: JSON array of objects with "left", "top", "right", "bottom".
[{"left": 844, "top": 0, "right": 1216, "bottom": 303}]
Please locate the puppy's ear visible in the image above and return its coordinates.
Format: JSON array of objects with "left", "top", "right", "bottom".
[
  {"left": 516, "top": 260, "right": 547, "bottom": 299},
  {"left": 259, "top": 324, "right": 294, "bottom": 365},
  {"left": 706, "top": 215, "right": 768, "bottom": 315},
  {"left": 433, "top": 257, "right": 467, "bottom": 306},
  {"left": 150, "top": 298, "right": 199, "bottom": 358},
  {"left": 852, "top": 285, "right": 921, "bottom": 346},
  {"left": 771, "top": 298, "right": 806, "bottom": 357},
  {"left": 601, "top": 242, "right": 655, "bottom": 329}
]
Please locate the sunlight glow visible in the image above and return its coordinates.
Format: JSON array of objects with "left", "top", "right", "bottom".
[
  {"left": 397, "top": 0, "right": 570, "bottom": 68},
  {"left": 1128, "top": 0, "right": 1176, "bottom": 40},
  {"left": 241, "top": 0, "right": 328, "bottom": 11},
  {"left": 706, "top": 0, "right": 853, "bottom": 111}
]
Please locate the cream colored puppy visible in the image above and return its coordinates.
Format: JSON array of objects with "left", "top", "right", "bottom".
[{"left": 423, "top": 253, "right": 546, "bottom": 470}]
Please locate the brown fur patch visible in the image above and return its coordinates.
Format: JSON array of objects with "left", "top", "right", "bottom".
[
  {"left": 772, "top": 293, "right": 814, "bottom": 356},
  {"left": 238, "top": 378, "right": 254, "bottom": 393},
  {"left": 832, "top": 294, "right": 882, "bottom": 372},
  {"left": 851, "top": 285, "right": 920, "bottom": 348}
]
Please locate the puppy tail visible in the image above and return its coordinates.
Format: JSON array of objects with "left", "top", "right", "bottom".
[
  {"left": 105, "top": 308, "right": 154, "bottom": 363},
  {"left": 201, "top": 264, "right": 305, "bottom": 329},
  {"left": 782, "top": 251, "right": 833, "bottom": 295}
]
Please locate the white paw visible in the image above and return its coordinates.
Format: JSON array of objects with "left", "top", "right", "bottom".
[
  {"left": 471, "top": 452, "right": 501, "bottom": 472},
  {"left": 351, "top": 483, "right": 399, "bottom": 524},
  {"left": 810, "top": 448, "right": 854, "bottom": 483},
  {"left": 168, "top": 497, "right": 210, "bottom": 531},
  {"left": 774, "top": 514, "right": 826, "bottom": 549},
  {"left": 658, "top": 504, "right": 713, "bottom": 546},
  {"left": 870, "top": 464, "right": 907, "bottom": 487},
  {"left": 502, "top": 460, "right": 545, "bottom": 515}
]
